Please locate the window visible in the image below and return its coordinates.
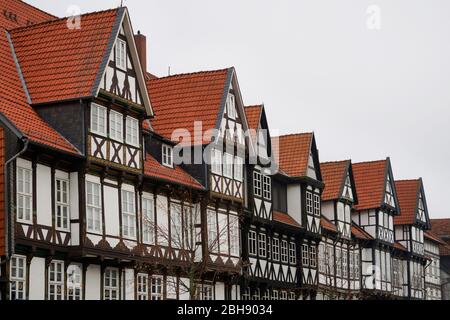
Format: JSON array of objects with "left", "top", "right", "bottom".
[
  {"left": 319, "top": 244, "right": 326, "bottom": 273},
  {"left": 122, "top": 190, "right": 136, "bottom": 239},
  {"left": 116, "top": 38, "right": 126, "bottom": 70},
  {"left": 336, "top": 248, "right": 342, "bottom": 277},
  {"left": 253, "top": 171, "right": 262, "bottom": 197},
  {"left": 183, "top": 205, "right": 194, "bottom": 250},
  {"left": 313, "top": 194, "right": 320, "bottom": 216},
  {"left": 207, "top": 209, "right": 218, "bottom": 252},
  {"left": 263, "top": 175, "right": 271, "bottom": 200},
  {"left": 242, "top": 287, "right": 251, "bottom": 300},
  {"left": 10, "top": 255, "right": 26, "bottom": 300},
  {"left": 310, "top": 245, "right": 317, "bottom": 268},
  {"left": 342, "top": 249, "right": 348, "bottom": 278},
  {"left": 202, "top": 285, "right": 214, "bottom": 300},
  {"left": 306, "top": 191, "right": 313, "bottom": 215},
  {"left": 67, "top": 264, "right": 82, "bottom": 300},
  {"left": 272, "top": 238, "right": 280, "bottom": 261},
  {"left": 17, "top": 167, "right": 32, "bottom": 224},
  {"left": 227, "top": 94, "right": 236, "bottom": 119},
  {"left": 126, "top": 116, "right": 139, "bottom": 146},
  {"left": 223, "top": 153, "right": 233, "bottom": 178},
  {"left": 211, "top": 149, "right": 222, "bottom": 175},
  {"left": 272, "top": 290, "right": 279, "bottom": 300},
  {"left": 302, "top": 244, "right": 309, "bottom": 266},
  {"left": 55, "top": 178, "right": 70, "bottom": 231},
  {"left": 151, "top": 276, "right": 163, "bottom": 300},
  {"left": 162, "top": 144, "right": 173, "bottom": 168},
  {"left": 289, "top": 292, "right": 296, "bottom": 300},
  {"left": 280, "top": 291, "right": 288, "bottom": 300},
  {"left": 48, "top": 261, "right": 64, "bottom": 300},
  {"left": 170, "top": 203, "right": 182, "bottom": 248},
  {"left": 281, "top": 240, "right": 288, "bottom": 263},
  {"left": 262, "top": 289, "right": 270, "bottom": 300},
  {"left": 86, "top": 181, "right": 102, "bottom": 233},
  {"left": 90, "top": 103, "right": 107, "bottom": 136},
  {"left": 229, "top": 215, "right": 239, "bottom": 256},
  {"left": 258, "top": 233, "right": 266, "bottom": 257},
  {"left": 104, "top": 268, "right": 119, "bottom": 300},
  {"left": 137, "top": 274, "right": 148, "bottom": 300},
  {"left": 109, "top": 110, "right": 123, "bottom": 142},
  {"left": 252, "top": 288, "right": 260, "bottom": 300},
  {"left": 234, "top": 156, "right": 243, "bottom": 181},
  {"left": 289, "top": 242, "right": 296, "bottom": 264},
  {"left": 248, "top": 231, "right": 257, "bottom": 255},
  {"left": 142, "top": 197, "right": 155, "bottom": 244}
]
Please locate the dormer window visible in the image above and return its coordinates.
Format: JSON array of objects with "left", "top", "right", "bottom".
[
  {"left": 126, "top": 116, "right": 139, "bottom": 146},
  {"left": 162, "top": 144, "right": 173, "bottom": 168},
  {"left": 91, "top": 103, "right": 107, "bottom": 136},
  {"left": 109, "top": 110, "right": 123, "bottom": 142},
  {"left": 227, "top": 94, "right": 236, "bottom": 119},
  {"left": 116, "top": 39, "right": 126, "bottom": 70}
]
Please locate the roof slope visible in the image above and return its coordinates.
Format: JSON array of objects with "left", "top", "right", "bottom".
[
  {"left": 321, "top": 216, "right": 337, "bottom": 233},
  {"left": 9, "top": 8, "right": 120, "bottom": 105},
  {"left": 244, "top": 105, "right": 262, "bottom": 131},
  {"left": 272, "top": 133, "right": 313, "bottom": 177},
  {"left": 353, "top": 159, "right": 387, "bottom": 210},
  {"left": 273, "top": 211, "right": 300, "bottom": 228},
  {"left": 351, "top": 223, "right": 373, "bottom": 240},
  {"left": 394, "top": 179, "right": 420, "bottom": 225},
  {"left": 144, "top": 154, "right": 203, "bottom": 190},
  {"left": 321, "top": 160, "right": 349, "bottom": 201},
  {"left": 146, "top": 69, "right": 231, "bottom": 144},
  {"left": 0, "top": 0, "right": 78, "bottom": 154},
  {"left": 430, "top": 219, "right": 450, "bottom": 238}
]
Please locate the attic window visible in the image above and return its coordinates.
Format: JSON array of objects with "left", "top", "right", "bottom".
[
  {"left": 227, "top": 94, "right": 236, "bottom": 119},
  {"left": 162, "top": 144, "right": 173, "bottom": 168},
  {"left": 116, "top": 39, "right": 126, "bottom": 70}
]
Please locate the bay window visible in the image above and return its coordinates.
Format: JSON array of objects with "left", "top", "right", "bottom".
[
  {"left": 86, "top": 181, "right": 102, "bottom": 233},
  {"left": 55, "top": 178, "right": 70, "bottom": 231},
  {"left": 90, "top": 103, "right": 106, "bottom": 136},
  {"left": 253, "top": 171, "right": 262, "bottom": 197},
  {"left": 234, "top": 156, "right": 243, "bottom": 181},
  {"left": 211, "top": 149, "right": 222, "bottom": 175},
  {"left": 248, "top": 230, "right": 257, "bottom": 255},
  {"left": 302, "top": 244, "right": 309, "bottom": 266},
  {"left": 289, "top": 242, "right": 296, "bottom": 264},
  {"left": 258, "top": 233, "right": 266, "bottom": 257},
  {"left": 281, "top": 240, "right": 288, "bottom": 263},
  {"left": 223, "top": 153, "right": 233, "bottom": 178},
  {"left": 142, "top": 197, "right": 155, "bottom": 244},
  {"left": 126, "top": 116, "right": 139, "bottom": 146},
  {"left": 109, "top": 110, "right": 123, "bottom": 142},
  {"left": 272, "top": 238, "right": 280, "bottom": 261}
]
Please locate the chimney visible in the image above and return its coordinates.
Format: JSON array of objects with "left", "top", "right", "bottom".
[{"left": 134, "top": 31, "right": 147, "bottom": 74}]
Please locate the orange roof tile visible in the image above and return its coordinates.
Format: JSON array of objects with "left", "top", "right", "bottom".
[
  {"left": 9, "top": 8, "right": 120, "bottom": 105},
  {"left": 321, "top": 160, "right": 349, "bottom": 201},
  {"left": 393, "top": 242, "right": 408, "bottom": 252},
  {"left": 272, "top": 133, "right": 313, "bottom": 177},
  {"left": 273, "top": 211, "right": 300, "bottom": 228},
  {"left": 430, "top": 219, "right": 450, "bottom": 256},
  {"left": 143, "top": 153, "right": 203, "bottom": 190},
  {"left": 146, "top": 69, "right": 231, "bottom": 144},
  {"left": 352, "top": 159, "right": 387, "bottom": 210},
  {"left": 0, "top": 0, "right": 78, "bottom": 154},
  {"left": 321, "top": 217, "right": 337, "bottom": 233},
  {"left": 351, "top": 223, "right": 373, "bottom": 240},
  {"left": 244, "top": 105, "right": 262, "bottom": 131},
  {"left": 394, "top": 180, "right": 420, "bottom": 225}
]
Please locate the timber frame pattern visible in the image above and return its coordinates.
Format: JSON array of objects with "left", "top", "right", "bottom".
[{"left": 0, "top": 0, "right": 442, "bottom": 300}]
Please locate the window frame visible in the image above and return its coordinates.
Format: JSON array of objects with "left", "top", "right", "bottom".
[
  {"left": 122, "top": 189, "right": 137, "bottom": 239},
  {"left": 272, "top": 238, "right": 280, "bottom": 261},
  {"left": 86, "top": 181, "right": 102, "bottom": 234},
  {"left": 258, "top": 233, "right": 267, "bottom": 258},
  {"left": 16, "top": 166, "right": 33, "bottom": 224},
  {"left": 151, "top": 275, "right": 163, "bottom": 300},
  {"left": 223, "top": 153, "right": 234, "bottom": 178},
  {"left": 67, "top": 264, "right": 82, "bottom": 300},
  {"left": 289, "top": 242, "right": 297, "bottom": 264},
  {"left": 248, "top": 230, "right": 257, "bottom": 256},
  {"left": 137, "top": 273, "right": 149, "bottom": 300},
  {"left": 48, "top": 260, "right": 64, "bottom": 300},
  {"left": 306, "top": 191, "right": 313, "bottom": 215},
  {"left": 142, "top": 196, "right": 155, "bottom": 245},
  {"left": 103, "top": 268, "right": 120, "bottom": 300},
  {"left": 234, "top": 156, "right": 243, "bottom": 182},
  {"left": 262, "top": 175, "right": 271, "bottom": 200},
  {"left": 55, "top": 178, "right": 70, "bottom": 231},
  {"left": 109, "top": 110, "right": 123, "bottom": 142},
  {"left": 207, "top": 209, "right": 218, "bottom": 253},
  {"left": 211, "top": 149, "right": 222, "bottom": 175},
  {"left": 90, "top": 103, "right": 107, "bottom": 137},
  {"left": 281, "top": 240, "right": 289, "bottom": 263},
  {"left": 10, "top": 255, "right": 26, "bottom": 300},
  {"left": 310, "top": 245, "right": 317, "bottom": 268},
  {"left": 227, "top": 94, "right": 236, "bottom": 120},
  {"left": 126, "top": 116, "right": 139, "bottom": 147},
  {"left": 162, "top": 144, "right": 174, "bottom": 168},
  {"left": 115, "top": 38, "right": 127, "bottom": 70},
  {"left": 302, "top": 244, "right": 309, "bottom": 267},
  {"left": 253, "top": 171, "right": 262, "bottom": 197}
]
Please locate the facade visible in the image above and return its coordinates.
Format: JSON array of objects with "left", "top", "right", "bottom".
[
  {"left": 430, "top": 219, "right": 450, "bottom": 300},
  {"left": 0, "top": 0, "right": 445, "bottom": 300}
]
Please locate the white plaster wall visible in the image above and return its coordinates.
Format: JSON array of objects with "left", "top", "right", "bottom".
[
  {"left": 124, "top": 268, "right": 135, "bottom": 300},
  {"left": 215, "top": 282, "right": 225, "bottom": 300},
  {"left": 69, "top": 172, "right": 79, "bottom": 219},
  {"left": 29, "top": 257, "right": 45, "bottom": 300},
  {"left": 85, "top": 265, "right": 101, "bottom": 300},
  {"left": 36, "top": 164, "right": 52, "bottom": 226},
  {"left": 321, "top": 201, "right": 334, "bottom": 221},
  {"left": 104, "top": 185, "right": 120, "bottom": 237},
  {"left": 287, "top": 184, "right": 301, "bottom": 225}
]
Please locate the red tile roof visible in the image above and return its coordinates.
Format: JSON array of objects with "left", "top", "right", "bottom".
[
  {"left": 273, "top": 211, "right": 300, "bottom": 228},
  {"left": 351, "top": 223, "right": 373, "bottom": 240},
  {"left": 430, "top": 219, "right": 450, "bottom": 256},
  {"left": 9, "top": 8, "right": 119, "bottom": 105},
  {"left": 143, "top": 153, "right": 203, "bottom": 190},
  {"left": 393, "top": 242, "right": 408, "bottom": 252},
  {"left": 244, "top": 105, "right": 262, "bottom": 131},
  {"left": 424, "top": 231, "right": 445, "bottom": 245},
  {"left": 321, "top": 217, "right": 337, "bottom": 233},
  {"left": 272, "top": 133, "right": 313, "bottom": 177},
  {"left": 394, "top": 179, "right": 420, "bottom": 225},
  {"left": 352, "top": 159, "right": 387, "bottom": 211},
  {"left": 146, "top": 69, "right": 230, "bottom": 144},
  {"left": 321, "top": 160, "right": 349, "bottom": 201},
  {"left": 0, "top": 0, "right": 78, "bottom": 154}
]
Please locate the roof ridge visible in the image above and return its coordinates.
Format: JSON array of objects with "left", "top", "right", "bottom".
[
  {"left": 274, "top": 132, "right": 313, "bottom": 139},
  {"left": 8, "top": 7, "right": 119, "bottom": 33},
  {"left": 353, "top": 158, "right": 387, "bottom": 166},
  {"left": 245, "top": 104, "right": 263, "bottom": 108},
  {"left": 321, "top": 159, "right": 351, "bottom": 165},
  {"left": 395, "top": 178, "right": 420, "bottom": 183},
  {"left": 148, "top": 68, "right": 231, "bottom": 81}
]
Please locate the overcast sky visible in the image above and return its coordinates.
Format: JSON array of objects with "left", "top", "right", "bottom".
[{"left": 27, "top": 0, "right": 450, "bottom": 219}]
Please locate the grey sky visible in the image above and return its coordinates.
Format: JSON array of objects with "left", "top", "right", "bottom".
[{"left": 27, "top": 0, "right": 450, "bottom": 219}]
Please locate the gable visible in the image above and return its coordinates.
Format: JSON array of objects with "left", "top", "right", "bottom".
[
  {"left": 307, "top": 151, "right": 317, "bottom": 179},
  {"left": 97, "top": 10, "right": 153, "bottom": 116},
  {"left": 341, "top": 172, "right": 354, "bottom": 201},
  {"left": 384, "top": 171, "right": 397, "bottom": 208},
  {"left": 416, "top": 181, "right": 430, "bottom": 227}
]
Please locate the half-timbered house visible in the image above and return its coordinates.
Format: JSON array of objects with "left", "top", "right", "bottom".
[
  {"left": 271, "top": 133, "right": 324, "bottom": 299},
  {"left": 393, "top": 179, "right": 432, "bottom": 299},
  {"left": 423, "top": 231, "right": 443, "bottom": 300}
]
